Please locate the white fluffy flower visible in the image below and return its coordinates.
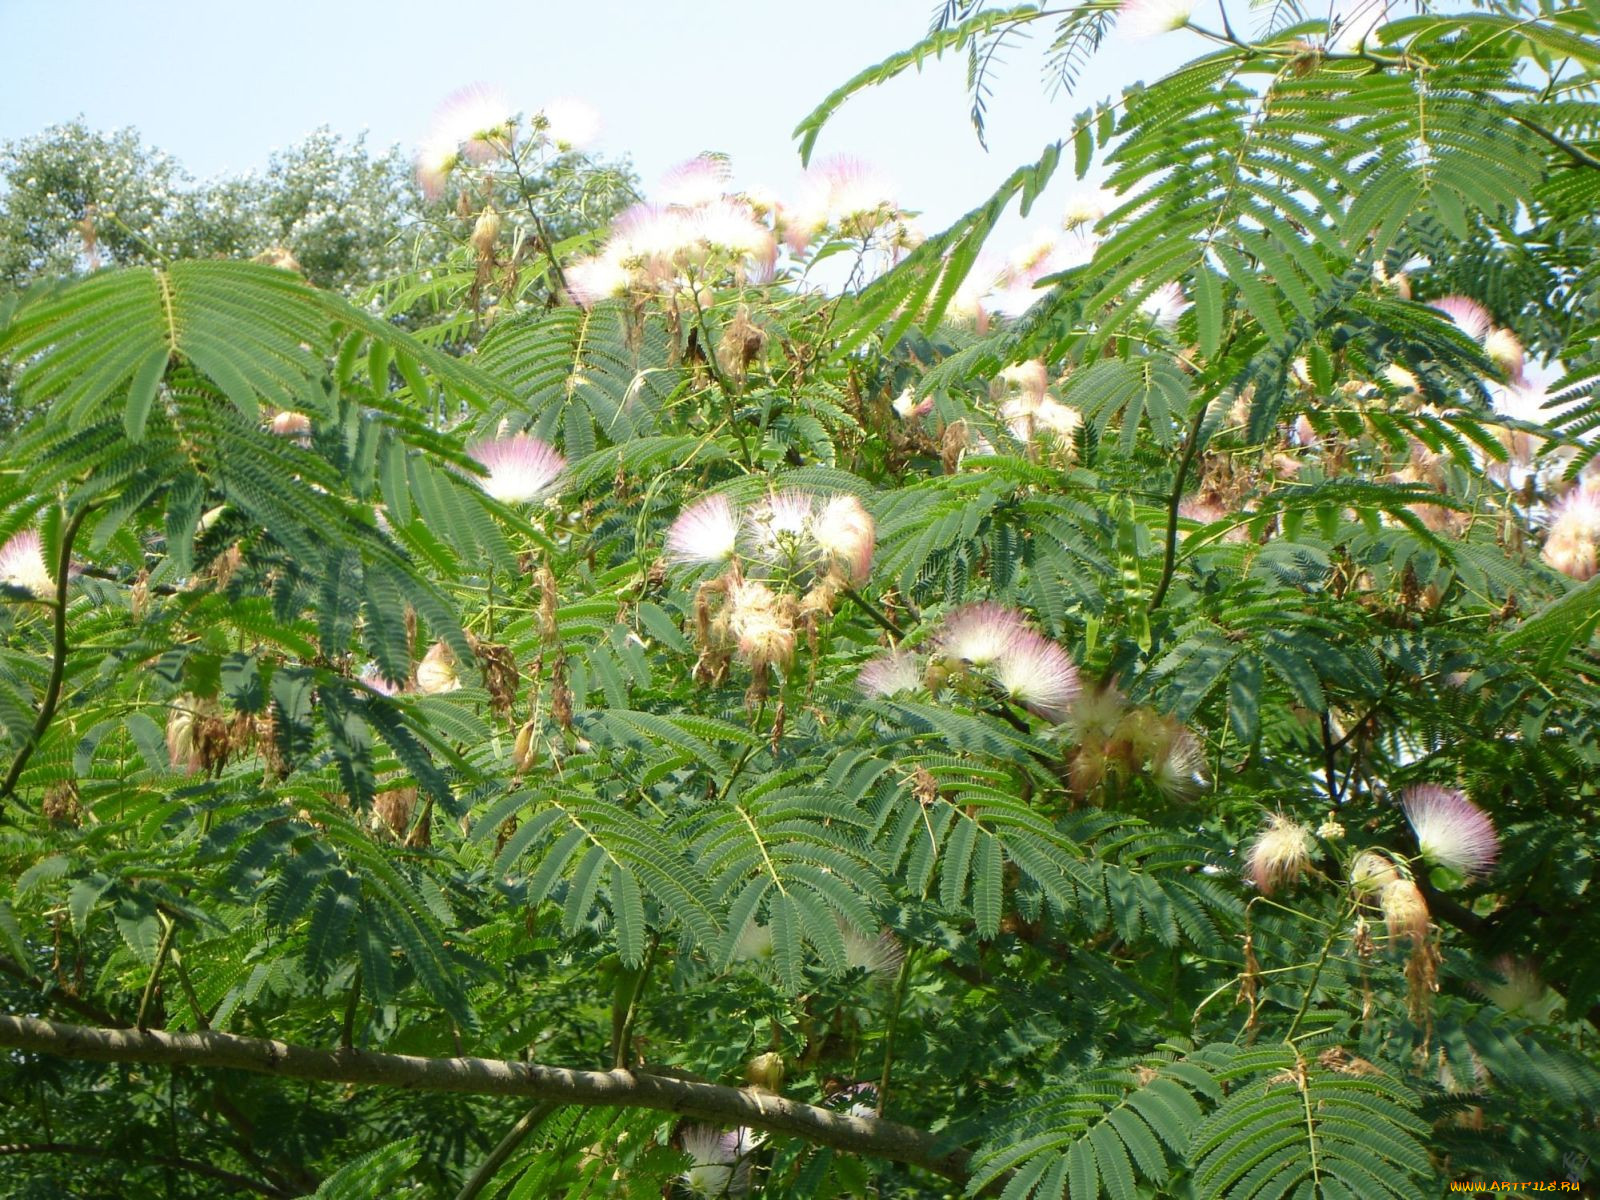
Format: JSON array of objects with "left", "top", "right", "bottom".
[
  {"left": 1119, "top": 0, "right": 1195, "bottom": 36},
  {"left": 467, "top": 433, "right": 566, "bottom": 504},
  {"left": 564, "top": 249, "right": 633, "bottom": 308},
  {"left": 0, "top": 529, "right": 52, "bottom": 598},
  {"left": 680, "top": 1126, "right": 765, "bottom": 1198},
  {"left": 536, "top": 96, "right": 600, "bottom": 150},
  {"left": 415, "top": 642, "right": 461, "bottom": 695},
  {"left": 1246, "top": 814, "right": 1314, "bottom": 893},
  {"left": 1543, "top": 481, "right": 1600, "bottom": 581},
  {"left": 785, "top": 155, "right": 897, "bottom": 252},
  {"left": 428, "top": 84, "right": 515, "bottom": 163},
  {"left": 857, "top": 649, "right": 922, "bottom": 698},
  {"left": 1139, "top": 281, "right": 1192, "bottom": 329},
  {"left": 665, "top": 495, "right": 742, "bottom": 567},
  {"left": 659, "top": 156, "right": 732, "bottom": 208},
  {"left": 810, "top": 494, "right": 875, "bottom": 585}
]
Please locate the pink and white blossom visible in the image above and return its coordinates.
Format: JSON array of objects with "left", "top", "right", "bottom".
[
  {"left": 564, "top": 249, "right": 633, "bottom": 308},
  {"left": 1430, "top": 295, "right": 1493, "bottom": 342},
  {"left": 856, "top": 649, "right": 922, "bottom": 698},
  {"left": 666, "top": 495, "right": 742, "bottom": 567},
  {"left": 1542, "top": 481, "right": 1600, "bottom": 581},
  {"left": 810, "top": 494, "right": 875, "bottom": 585},
  {"left": 659, "top": 155, "right": 732, "bottom": 208},
  {"left": 991, "top": 628, "right": 1080, "bottom": 722},
  {"left": 785, "top": 156, "right": 897, "bottom": 252},
  {"left": 467, "top": 432, "right": 566, "bottom": 504},
  {"left": 1484, "top": 327, "right": 1526, "bottom": 383},
  {"left": 680, "top": 1126, "right": 765, "bottom": 1198},
  {"left": 935, "top": 602, "right": 1028, "bottom": 668},
  {"left": 1139, "top": 281, "right": 1193, "bottom": 329},
  {"left": 1402, "top": 783, "right": 1500, "bottom": 880},
  {"left": 536, "top": 97, "right": 600, "bottom": 150}
]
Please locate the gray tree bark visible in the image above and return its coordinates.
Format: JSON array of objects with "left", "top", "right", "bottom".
[{"left": 0, "top": 1013, "right": 970, "bottom": 1183}]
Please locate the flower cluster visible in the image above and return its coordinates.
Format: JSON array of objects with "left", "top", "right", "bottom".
[
  {"left": 667, "top": 490, "right": 875, "bottom": 694},
  {"left": 415, "top": 84, "right": 600, "bottom": 200},
  {"left": 859, "top": 602, "right": 1080, "bottom": 724},
  {"left": 667, "top": 489, "right": 875, "bottom": 589},
  {"left": 993, "top": 360, "right": 1082, "bottom": 451},
  {"left": 567, "top": 156, "right": 788, "bottom": 306},
  {"left": 1063, "top": 685, "right": 1209, "bottom": 800}
]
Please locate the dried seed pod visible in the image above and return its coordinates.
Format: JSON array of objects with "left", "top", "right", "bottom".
[{"left": 372, "top": 787, "right": 417, "bottom": 839}]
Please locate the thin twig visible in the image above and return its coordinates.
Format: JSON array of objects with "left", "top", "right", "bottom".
[
  {"left": 136, "top": 914, "right": 178, "bottom": 1031},
  {"left": 876, "top": 945, "right": 918, "bottom": 1118},
  {"left": 612, "top": 934, "right": 660, "bottom": 1070},
  {"left": 1148, "top": 403, "right": 1211, "bottom": 613},
  {"left": 0, "top": 506, "right": 90, "bottom": 807},
  {"left": 454, "top": 1103, "right": 561, "bottom": 1200}
]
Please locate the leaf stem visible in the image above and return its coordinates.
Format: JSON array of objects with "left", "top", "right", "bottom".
[
  {"left": 137, "top": 914, "right": 178, "bottom": 1032},
  {"left": 0, "top": 506, "right": 90, "bottom": 808},
  {"left": 1148, "top": 402, "right": 1210, "bottom": 613},
  {"left": 612, "top": 933, "right": 660, "bottom": 1070},
  {"left": 876, "top": 944, "right": 917, "bottom": 1117},
  {"left": 454, "top": 1102, "right": 560, "bottom": 1200}
]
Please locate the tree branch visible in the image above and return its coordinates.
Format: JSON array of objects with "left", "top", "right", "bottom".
[{"left": 0, "top": 1014, "right": 972, "bottom": 1184}]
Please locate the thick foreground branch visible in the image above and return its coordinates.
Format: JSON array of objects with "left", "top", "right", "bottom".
[{"left": 0, "top": 1014, "right": 970, "bottom": 1183}]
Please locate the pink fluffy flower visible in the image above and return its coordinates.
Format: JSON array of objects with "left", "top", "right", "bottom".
[
  {"left": 416, "top": 84, "right": 514, "bottom": 198},
  {"left": 0, "top": 529, "right": 52, "bottom": 598},
  {"left": 936, "top": 602, "right": 1029, "bottom": 668},
  {"left": 1430, "top": 295, "right": 1493, "bottom": 342},
  {"left": 991, "top": 628, "right": 1080, "bottom": 723},
  {"left": 1402, "top": 784, "right": 1500, "bottom": 880},
  {"left": 857, "top": 649, "right": 922, "bottom": 698},
  {"left": 659, "top": 155, "right": 732, "bottom": 208},
  {"left": 785, "top": 155, "right": 897, "bottom": 253},
  {"left": 666, "top": 494, "right": 742, "bottom": 567},
  {"left": 810, "top": 494, "right": 875, "bottom": 585},
  {"left": 1542, "top": 481, "right": 1600, "bottom": 581},
  {"left": 466, "top": 432, "right": 565, "bottom": 504},
  {"left": 1139, "top": 281, "right": 1193, "bottom": 329}
]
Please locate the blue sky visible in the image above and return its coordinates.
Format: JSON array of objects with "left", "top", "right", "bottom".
[{"left": 0, "top": 0, "right": 1198, "bottom": 246}]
